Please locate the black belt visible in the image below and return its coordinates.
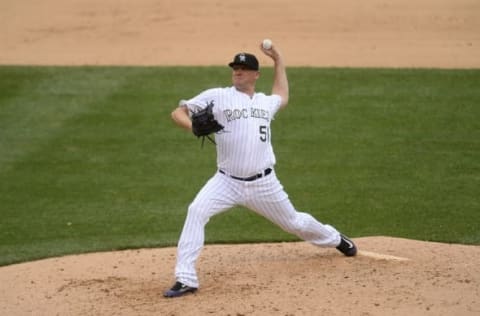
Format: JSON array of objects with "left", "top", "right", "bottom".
[{"left": 219, "top": 168, "right": 272, "bottom": 181}]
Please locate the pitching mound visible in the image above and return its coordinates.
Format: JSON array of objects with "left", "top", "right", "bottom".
[{"left": 1, "top": 237, "right": 479, "bottom": 315}]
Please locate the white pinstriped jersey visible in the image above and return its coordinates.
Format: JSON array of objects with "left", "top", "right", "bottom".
[{"left": 181, "top": 87, "right": 282, "bottom": 177}]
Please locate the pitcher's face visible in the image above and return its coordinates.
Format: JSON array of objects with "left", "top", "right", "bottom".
[{"left": 231, "top": 65, "right": 260, "bottom": 92}]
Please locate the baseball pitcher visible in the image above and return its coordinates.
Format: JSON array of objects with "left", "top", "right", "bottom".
[{"left": 164, "top": 40, "right": 357, "bottom": 298}]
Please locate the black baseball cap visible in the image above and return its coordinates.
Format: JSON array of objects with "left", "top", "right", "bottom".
[{"left": 228, "top": 52, "right": 259, "bottom": 71}]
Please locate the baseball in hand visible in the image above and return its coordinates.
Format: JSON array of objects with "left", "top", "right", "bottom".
[{"left": 262, "top": 39, "right": 272, "bottom": 50}]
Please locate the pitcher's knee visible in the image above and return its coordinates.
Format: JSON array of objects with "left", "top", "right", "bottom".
[
  {"left": 186, "top": 202, "right": 211, "bottom": 225},
  {"left": 281, "top": 214, "right": 306, "bottom": 234},
  {"left": 282, "top": 212, "right": 323, "bottom": 238}
]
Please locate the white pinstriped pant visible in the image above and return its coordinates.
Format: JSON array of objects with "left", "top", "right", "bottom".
[{"left": 174, "top": 169, "right": 341, "bottom": 288}]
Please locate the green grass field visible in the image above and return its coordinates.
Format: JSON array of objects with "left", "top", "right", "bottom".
[{"left": 1, "top": 66, "right": 479, "bottom": 266}]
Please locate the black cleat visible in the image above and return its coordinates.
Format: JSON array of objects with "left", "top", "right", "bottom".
[
  {"left": 163, "top": 281, "right": 197, "bottom": 298},
  {"left": 336, "top": 234, "right": 357, "bottom": 257}
]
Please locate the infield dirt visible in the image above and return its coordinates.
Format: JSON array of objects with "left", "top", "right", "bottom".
[{"left": 1, "top": 0, "right": 479, "bottom": 315}]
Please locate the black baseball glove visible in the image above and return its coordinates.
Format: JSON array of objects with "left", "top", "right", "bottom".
[{"left": 191, "top": 102, "right": 224, "bottom": 145}]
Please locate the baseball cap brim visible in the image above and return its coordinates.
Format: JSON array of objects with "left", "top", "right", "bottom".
[{"left": 228, "top": 62, "right": 258, "bottom": 70}]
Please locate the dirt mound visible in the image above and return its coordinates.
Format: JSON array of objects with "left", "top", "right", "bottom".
[{"left": 1, "top": 237, "right": 479, "bottom": 315}]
